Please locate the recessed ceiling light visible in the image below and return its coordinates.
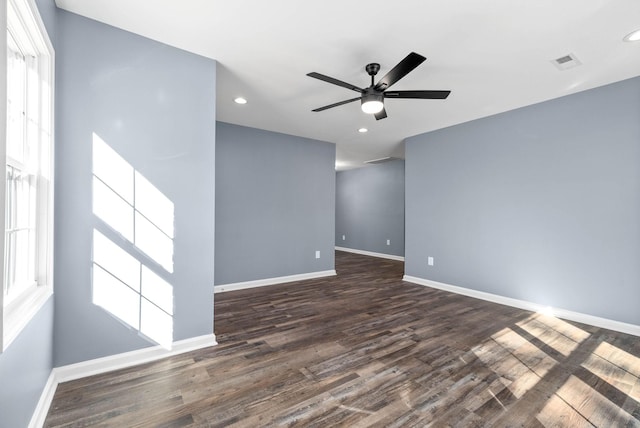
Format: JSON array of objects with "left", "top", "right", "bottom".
[
  {"left": 234, "top": 97, "right": 247, "bottom": 104},
  {"left": 358, "top": 128, "right": 368, "bottom": 133},
  {"left": 623, "top": 29, "right": 640, "bottom": 42}
]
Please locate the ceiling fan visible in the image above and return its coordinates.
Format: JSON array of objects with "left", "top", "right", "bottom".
[{"left": 307, "top": 52, "right": 450, "bottom": 120}]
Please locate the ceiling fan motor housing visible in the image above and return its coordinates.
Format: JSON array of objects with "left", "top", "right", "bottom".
[{"left": 362, "top": 88, "right": 383, "bottom": 102}]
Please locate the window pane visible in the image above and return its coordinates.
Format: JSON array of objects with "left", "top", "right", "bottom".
[
  {"left": 4, "top": 230, "right": 34, "bottom": 301},
  {"left": 4, "top": 165, "right": 36, "bottom": 300},
  {"left": 6, "top": 30, "right": 26, "bottom": 164},
  {"left": 25, "top": 54, "right": 40, "bottom": 171},
  {"left": 5, "top": 165, "right": 36, "bottom": 230}
]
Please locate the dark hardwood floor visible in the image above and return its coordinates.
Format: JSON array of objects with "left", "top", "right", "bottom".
[{"left": 45, "top": 251, "right": 640, "bottom": 427}]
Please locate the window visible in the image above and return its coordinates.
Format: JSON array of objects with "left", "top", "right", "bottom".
[{"left": 1, "top": 0, "right": 54, "bottom": 351}]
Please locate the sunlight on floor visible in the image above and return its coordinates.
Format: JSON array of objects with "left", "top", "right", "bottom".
[
  {"left": 517, "top": 313, "right": 589, "bottom": 357},
  {"left": 474, "top": 325, "right": 557, "bottom": 399},
  {"left": 543, "top": 373, "right": 638, "bottom": 426},
  {"left": 473, "top": 311, "right": 640, "bottom": 426}
]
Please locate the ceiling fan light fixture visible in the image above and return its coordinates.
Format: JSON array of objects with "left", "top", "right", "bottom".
[{"left": 361, "top": 93, "right": 384, "bottom": 114}]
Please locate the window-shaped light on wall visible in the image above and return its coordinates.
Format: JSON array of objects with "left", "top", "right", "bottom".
[
  {"left": 91, "top": 133, "right": 176, "bottom": 348},
  {"left": 92, "top": 231, "right": 141, "bottom": 330},
  {"left": 92, "top": 229, "right": 174, "bottom": 348},
  {"left": 92, "top": 133, "right": 174, "bottom": 273},
  {"left": 134, "top": 172, "right": 174, "bottom": 272},
  {"left": 140, "top": 266, "right": 173, "bottom": 348},
  {"left": 92, "top": 135, "right": 134, "bottom": 242}
]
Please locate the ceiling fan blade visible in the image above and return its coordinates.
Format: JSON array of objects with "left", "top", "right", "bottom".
[
  {"left": 384, "top": 90, "right": 451, "bottom": 99},
  {"left": 374, "top": 52, "right": 426, "bottom": 91},
  {"left": 312, "top": 96, "right": 361, "bottom": 112},
  {"left": 374, "top": 107, "right": 387, "bottom": 120},
  {"left": 307, "top": 72, "right": 363, "bottom": 93}
]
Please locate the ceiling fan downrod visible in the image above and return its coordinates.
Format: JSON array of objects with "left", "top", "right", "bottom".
[{"left": 365, "top": 63, "right": 380, "bottom": 87}]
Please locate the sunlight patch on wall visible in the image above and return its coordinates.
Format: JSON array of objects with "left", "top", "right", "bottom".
[
  {"left": 92, "top": 229, "right": 174, "bottom": 348},
  {"left": 93, "top": 176, "right": 134, "bottom": 242},
  {"left": 93, "top": 263, "right": 140, "bottom": 330},
  {"left": 92, "top": 133, "right": 174, "bottom": 273},
  {"left": 91, "top": 133, "right": 176, "bottom": 348},
  {"left": 140, "top": 265, "right": 173, "bottom": 347}
]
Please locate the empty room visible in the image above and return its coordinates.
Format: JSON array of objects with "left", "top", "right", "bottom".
[{"left": 1, "top": 0, "right": 639, "bottom": 427}]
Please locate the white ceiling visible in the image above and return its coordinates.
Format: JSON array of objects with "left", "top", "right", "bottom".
[{"left": 56, "top": 0, "right": 640, "bottom": 170}]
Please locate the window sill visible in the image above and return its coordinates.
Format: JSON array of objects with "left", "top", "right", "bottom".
[{"left": 2, "top": 285, "right": 53, "bottom": 352}]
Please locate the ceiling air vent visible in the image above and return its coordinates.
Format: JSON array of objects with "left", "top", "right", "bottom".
[{"left": 552, "top": 53, "right": 581, "bottom": 70}]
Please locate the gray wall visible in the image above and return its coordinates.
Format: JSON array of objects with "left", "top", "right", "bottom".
[
  {"left": 336, "top": 160, "right": 405, "bottom": 257},
  {"left": 0, "top": 300, "right": 54, "bottom": 428},
  {"left": 54, "top": 10, "right": 216, "bottom": 366},
  {"left": 405, "top": 76, "right": 640, "bottom": 326},
  {"left": 0, "top": 0, "right": 56, "bottom": 426},
  {"left": 215, "top": 122, "right": 335, "bottom": 285}
]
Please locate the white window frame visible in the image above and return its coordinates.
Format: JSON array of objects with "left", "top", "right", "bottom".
[{"left": 1, "top": 0, "right": 54, "bottom": 352}]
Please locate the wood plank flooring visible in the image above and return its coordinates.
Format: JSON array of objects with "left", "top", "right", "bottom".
[{"left": 45, "top": 251, "right": 640, "bottom": 427}]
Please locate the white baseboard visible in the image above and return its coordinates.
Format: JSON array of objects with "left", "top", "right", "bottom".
[
  {"left": 29, "top": 333, "right": 217, "bottom": 428},
  {"left": 28, "top": 371, "right": 57, "bottom": 428},
  {"left": 403, "top": 275, "right": 640, "bottom": 337},
  {"left": 335, "top": 246, "right": 405, "bottom": 262},
  {"left": 215, "top": 270, "right": 336, "bottom": 293}
]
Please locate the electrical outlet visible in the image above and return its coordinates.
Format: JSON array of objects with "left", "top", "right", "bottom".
[
  {"left": 342, "top": 235, "right": 346, "bottom": 241},
  {"left": 386, "top": 239, "right": 390, "bottom": 246},
  {"left": 428, "top": 256, "right": 434, "bottom": 266},
  {"left": 315, "top": 250, "right": 320, "bottom": 259}
]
